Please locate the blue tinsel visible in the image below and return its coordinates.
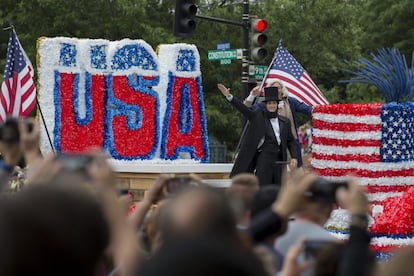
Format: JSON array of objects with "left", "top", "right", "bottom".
[
  {"left": 59, "top": 43, "right": 77, "bottom": 67},
  {"left": 90, "top": 45, "right": 107, "bottom": 69},
  {"left": 344, "top": 48, "right": 414, "bottom": 103},
  {"left": 111, "top": 44, "right": 157, "bottom": 71},
  {"left": 53, "top": 70, "right": 62, "bottom": 152}
]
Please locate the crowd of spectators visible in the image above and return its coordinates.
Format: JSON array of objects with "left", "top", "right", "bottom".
[{"left": 0, "top": 117, "right": 412, "bottom": 276}]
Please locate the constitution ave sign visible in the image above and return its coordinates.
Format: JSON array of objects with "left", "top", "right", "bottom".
[{"left": 207, "top": 49, "right": 243, "bottom": 61}]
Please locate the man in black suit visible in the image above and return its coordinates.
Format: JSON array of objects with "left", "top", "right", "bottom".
[{"left": 217, "top": 83, "right": 297, "bottom": 186}]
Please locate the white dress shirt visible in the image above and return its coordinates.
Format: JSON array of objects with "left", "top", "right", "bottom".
[{"left": 270, "top": 118, "right": 281, "bottom": 145}]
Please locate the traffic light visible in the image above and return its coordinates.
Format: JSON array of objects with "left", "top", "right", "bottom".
[
  {"left": 251, "top": 19, "right": 268, "bottom": 62},
  {"left": 173, "top": 0, "right": 198, "bottom": 38}
]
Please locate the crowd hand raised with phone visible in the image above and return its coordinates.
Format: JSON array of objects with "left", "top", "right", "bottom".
[
  {"left": 279, "top": 176, "right": 369, "bottom": 276},
  {"left": 129, "top": 174, "right": 170, "bottom": 229},
  {"left": 272, "top": 170, "right": 318, "bottom": 220},
  {"left": 128, "top": 174, "right": 201, "bottom": 230},
  {"left": 336, "top": 176, "right": 369, "bottom": 216},
  {"left": 0, "top": 117, "right": 39, "bottom": 169},
  {"left": 19, "top": 117, "right": 41, "bottom": 166}
]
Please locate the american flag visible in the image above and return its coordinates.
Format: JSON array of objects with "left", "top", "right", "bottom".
[
  {"left": 312, "top": 103, "right": 414, "bottom": 208},
  {"left": 261, "top": 43, "right": 328, "bottom": 106},
  {"left": 0, "top": 29, "right": 36, "bottom": 122}
]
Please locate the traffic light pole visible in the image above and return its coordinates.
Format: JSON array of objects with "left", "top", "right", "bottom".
[
  {"left": 241, "top": 0, "right": 250, "bottom": 100},
  {"left": 195, "top": 1, "right": 250, "bottom": 98}
]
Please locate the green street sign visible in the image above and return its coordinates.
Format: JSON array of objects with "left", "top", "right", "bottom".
[
  {"left": 220, "top": 59, "right": 232, "bottom": 65},
  {"left": 208, "top": 49, "right": 242, "bottom": 61},
  {"left": 249, "top": 65, "right": 268, "bottom": 80}
]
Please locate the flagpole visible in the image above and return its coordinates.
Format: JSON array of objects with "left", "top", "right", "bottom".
[
  {"left": 36, "top": 100, "right": 55, "bottom": 153},
  {"left": 259, "top": 46, "right": 279, "bottom": 92},
  {"left": 2, "top": 21, "right": 14, "bottom": 31}
]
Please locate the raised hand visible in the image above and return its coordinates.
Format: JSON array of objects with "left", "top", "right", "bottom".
[{"left": 217, "top": 83, "right": 231, "bottom": 97}]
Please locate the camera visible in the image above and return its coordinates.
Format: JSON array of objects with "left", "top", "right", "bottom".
[
  {"left": 0, "top": 117, "right": 20, "bottom": 142},
  {"left": 164, "top": 176, "right": 201, "bottom": 195},
  {"left": 0, "top": 117, "right": 34, "bottom": 143},
  {"left": 305, "top": 177, "right": 348, "bottom": 203},
  {"left": 56, "top": 153, "right": 94, "bottom": 172}
]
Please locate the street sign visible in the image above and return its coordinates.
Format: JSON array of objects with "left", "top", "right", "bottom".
[
  {"left": 217, "top": 43, "right": 231, "bottom": 65},
  {"left": 208, "top": 49, "right": 242, "bottom": 61},
  {"left": 249, "top": 65, "right": 268, "bottom": 80},
  {"left": 217, "top": 42, "right": 230, "bottom": 50}
]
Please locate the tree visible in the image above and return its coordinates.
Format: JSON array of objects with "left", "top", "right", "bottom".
[{"left": 360, "top": 0, "right": 414, "bottom": 60}]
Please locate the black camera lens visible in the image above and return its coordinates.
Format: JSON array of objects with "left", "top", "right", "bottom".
[
  {"left": 0, "top": 118, "right": 20, "bottom": 143},
  {"left": 26, "top": 121, "right": 34, "bottom": 133},
  {"left": 306, "top": 177, "right": 348, "bottom": 203}
]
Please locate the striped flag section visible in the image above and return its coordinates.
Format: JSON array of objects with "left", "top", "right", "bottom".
[
  {"left": 0, "top": 29, "right": 36, "bottom": 122},
  {"left": 261, "top": 42, "right": 328, "bottom": 106},
  {"left": 312, "top": 103, "right": 414, "bottom": 206}
]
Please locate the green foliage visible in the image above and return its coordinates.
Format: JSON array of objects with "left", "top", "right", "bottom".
[{"left": 360, "top": 0, "right": 414, "bottom": 60}]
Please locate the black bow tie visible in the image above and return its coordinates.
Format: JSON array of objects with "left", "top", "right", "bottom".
[{"left": 265, "top": 111, "right": 278, "bottom": 119}]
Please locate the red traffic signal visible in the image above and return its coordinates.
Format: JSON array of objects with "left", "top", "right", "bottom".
[
  {"left": 253, "top": 19, "right": 268, "bottom": 33},
  {"left": 251, "top": 18, "right": 268, "bottom": 62}
]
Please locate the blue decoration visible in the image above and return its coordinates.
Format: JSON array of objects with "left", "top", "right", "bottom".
[
  {"left": 111, "top": 44, "right": 158, "bottom": 71},
  {"left": 326, "top": 228, "right": 350, "bottom": 235},
  {"left": 53, "top": 70, "right": 63, "bottom": 151},
  {"left": 73, "top": 72, "right": 94, "bottom": 126},
  {"left": 104, "top": 74, "right": 160, "bottom": 160},
  {"left": 344, "top": 48, "right": 414, "bottom": 102},
  {"left": 376, "top": 252, "right": 395, "bottom": 262},
  {"left": 176, "top": 49, "right": 196, "bottom": 72},
  {"left": 197, "top": 75, "right": 210, "bottom": 163},
  {"left": 59, "top": 43, "right": 77, "bottom": 67},
  {"left": 90, "top": 45, "right": 107, "bottom": 69},
  {"left": 380, "top": 102, "right": 414, "bottom": 162},
  {"left": 179, "top": 83, "right": 193, "bottom": 134}
]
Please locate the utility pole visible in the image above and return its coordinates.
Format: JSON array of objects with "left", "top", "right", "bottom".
[
  {"left": 241, "top": 0, "right": 249, "bottom": 100},
  {"left": 191, "top": 2, "right": 250, "bottom": 98}
]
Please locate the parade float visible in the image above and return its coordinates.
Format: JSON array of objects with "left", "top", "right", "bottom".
[
  {"left": 37, "top": 37, "right": 232, "bottom": 199},
  {"left": 317, "top": 48, "right": 414, "bottom": 259},
  {"left": 37, "top": 37, "right": 414, "bottom": 259}
]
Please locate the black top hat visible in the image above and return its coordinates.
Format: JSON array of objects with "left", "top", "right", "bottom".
[{"left": 263, "top": 87, "right": 281, "bottom": 102}]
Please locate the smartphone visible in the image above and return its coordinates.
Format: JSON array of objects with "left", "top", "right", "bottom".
[
  {"left": 56, "top": 153, "right": 94, "bottom": 172},
  {"left": 118, "top": 188, "right": 130, "bottom": 196},
  {"left": 304, "top": 240, "right": 336, "bottom": 260},
  {"left": 165, "top": 176, "right": 195, "bottom": 194}
]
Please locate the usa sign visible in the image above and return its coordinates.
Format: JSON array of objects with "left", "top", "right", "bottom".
[{"left": 37, "top": 38, "right": 209, "bottom": 162}]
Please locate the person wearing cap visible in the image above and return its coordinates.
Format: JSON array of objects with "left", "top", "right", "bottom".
[{"left": 217, "top": 83, "right": 297, "bottom": 186}]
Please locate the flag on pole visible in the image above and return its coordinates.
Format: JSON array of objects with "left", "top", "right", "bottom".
[
  {"left": 0, "top": 29, "right": 36, "bottom": 122},
  {"left": 261, "top": 42, "right": 328, "bottom": 106}
]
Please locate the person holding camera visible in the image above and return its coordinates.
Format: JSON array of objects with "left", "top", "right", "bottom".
[
  {"left": 0, "top": 117, "right": 40, "bottom": 193},
  {"left": 217, "top": 83, "right": 297, "bottom": 186},
  {"left": 274, "top": 179, "right": 340, "bottom": 270}
]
